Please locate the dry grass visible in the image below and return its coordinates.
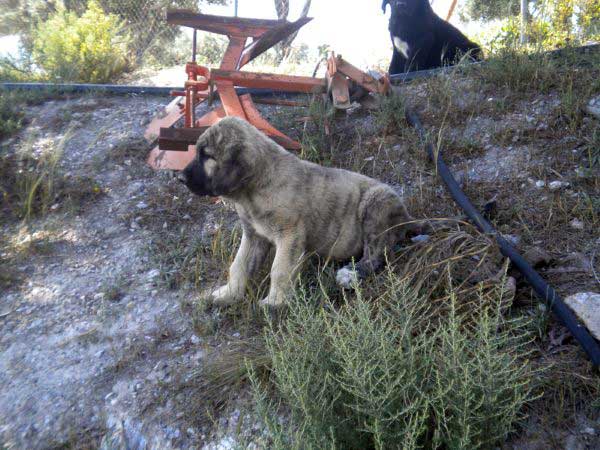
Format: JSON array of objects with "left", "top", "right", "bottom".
[{"left": 0, "top": 129, "right": 103, "bottom": 223}]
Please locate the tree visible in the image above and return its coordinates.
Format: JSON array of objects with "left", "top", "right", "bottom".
[
  {"left": 460, "top": 0, "right": 520, "bottom": 22},
  {"left": 0, "top": 0, "right": 228, "bottom": 62},
  {"left": 272, "top": 0, "right": 311, "bottom": 63}
]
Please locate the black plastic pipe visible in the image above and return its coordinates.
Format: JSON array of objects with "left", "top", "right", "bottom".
[
  {"left": 405, "top": 107, "right": 600, "bottom": 367},
  {"left": 0, "top": 82, "right": 303, "bottom": 98}
]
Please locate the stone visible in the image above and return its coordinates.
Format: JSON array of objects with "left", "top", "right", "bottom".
[
  {"left": 147, "top": 269, "right": 161, "bottom": 281},
  {"left": 523, "top": 246, "right": 553, "bottom": 267},
  {"left": 502, "top": 234, "right": 521, "bottom": 247},
  {"left": 584, "top": 95, "right": 600, "bottom": 120},
  {"left": 336, "top": 266, "right": 360, "bottom": 289},
  {"left": 548, "top": 180, "right": 570, "bottom": 191},
  {"left": 410, "top": 234, "right": 430, "bottom": 243},
  {"left": 563, "top": 292, "right": 600, "bottom": 340},
  {"left": 570, "top": 218, "right": 584, "bottom": 230}
]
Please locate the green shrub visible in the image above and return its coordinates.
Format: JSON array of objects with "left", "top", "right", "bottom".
[
  {"left": 375, "top": 93, "right": 406, "bottom": 134},
  {"left": 0, "top": 89, "right": 57, "bottom": 139},
  {"left": 0, "top": 91, "right": 24, "bottom": 139},
  {"left": 251, "top": 273, "right": 535, "bottom": 449},
  {"left": 31, "top": 0, "right": 131, "bottom": 83}
]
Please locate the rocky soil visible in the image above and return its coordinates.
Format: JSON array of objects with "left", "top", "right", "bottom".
[{"left": 0, "top": 68, "right": 599, "bottom": 449}]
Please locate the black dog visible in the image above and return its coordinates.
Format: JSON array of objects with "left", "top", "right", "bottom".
[{"left": 382, "top": 0, "right": 482, "bottom": 74}]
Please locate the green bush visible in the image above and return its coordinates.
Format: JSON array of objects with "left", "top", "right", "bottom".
[
  {"left": 31, "top": 0, "right": 131, "bottom": 83},
  {"left": 251, "top": 273, "right": 535, "bottom": 449},
  {"left": 0, "top": 91, "right": 24, "bottom": 139}
]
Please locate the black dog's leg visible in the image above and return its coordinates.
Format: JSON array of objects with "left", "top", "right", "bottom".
[{"left": 389, "top": 48, "right": 407, "bottom": 75}]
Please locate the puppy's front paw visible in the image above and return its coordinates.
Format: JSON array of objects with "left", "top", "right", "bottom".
[
  {"left": 201, "top": 285, "right": 241, "bottom": 306},
  {"left": 336, "top": 266, "right": 360, "bottom": 289},
  {"left": 259, "top": 294, "right": 286, "bottom": 309}
]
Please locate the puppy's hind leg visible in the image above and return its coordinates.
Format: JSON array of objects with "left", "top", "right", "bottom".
[
  {"left": 337, "top": 191, "right": 412, "bottom": 289},
  {"left": 205, "top": 228, "right": 270, "bottom": 306}
]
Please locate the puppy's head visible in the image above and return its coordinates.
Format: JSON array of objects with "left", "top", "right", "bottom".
[{"left": 180, "top": 117, "right": 256, "bottom": 197}]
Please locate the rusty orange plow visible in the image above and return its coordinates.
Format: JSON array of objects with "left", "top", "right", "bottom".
[{"left": 145, "top": 9, "right": 390, "bottom": 170}]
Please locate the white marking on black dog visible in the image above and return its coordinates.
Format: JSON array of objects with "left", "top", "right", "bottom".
[{"left": 393, "top": 36, "right": 410, "bottom": 59}]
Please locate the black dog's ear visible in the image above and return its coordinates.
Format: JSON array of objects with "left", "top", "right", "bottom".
[{"left": 382, "top": 0, "right": 389, "bottom": 13}]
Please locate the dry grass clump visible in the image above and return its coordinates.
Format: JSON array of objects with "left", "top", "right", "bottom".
[
  {"left": 147, "top": 222, "right": 241, "bottom": 291},
  {"left": 0, "top": 130, "right": 102, "bottom": 222},
  {"left": 474, "top": 46, "right": 600, "bottom": 105}
]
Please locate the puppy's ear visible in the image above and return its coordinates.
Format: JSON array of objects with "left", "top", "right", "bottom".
[{"left": 211, "top": 143, "right": 251, "bottom": 196}]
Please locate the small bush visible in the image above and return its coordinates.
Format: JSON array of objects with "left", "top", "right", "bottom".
[
  {"left": 300, "top": 98, "right": 336, "bottom": 164},
  {"left": 375, "top": 93, "right": 406, "bottom": 134},
  {"left": 32, "top": 0, "right": 131, "bottom": 83},
  {"left": 251, "top": 273, "right": 535, "bottom": 449},
  {"left": 0, "top": 91, "right": 24, "bottom": 139}
]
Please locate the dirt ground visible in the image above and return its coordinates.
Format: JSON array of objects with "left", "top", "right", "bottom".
[{"left": 0, "top": 65, "right": 599, "bottom": 449}]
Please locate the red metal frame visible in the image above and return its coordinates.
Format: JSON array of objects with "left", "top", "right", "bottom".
[{"left": 145, "top": 10, "right": 391, "bottom": 171}]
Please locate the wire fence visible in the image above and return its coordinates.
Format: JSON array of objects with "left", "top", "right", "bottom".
[{"left": 0, "top": 0, "right": 315, "bottom": 83}]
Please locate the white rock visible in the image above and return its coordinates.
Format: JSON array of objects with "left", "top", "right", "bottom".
[
  {"left": 548, "top": 180, "right": 570, "bottom": 191},
  {"left": 410, "top": 234, "right": 430, "bottom": 243},
  {"left": 136, "top": 201, "right": 148, "bottom": 209},
  {"left": 336, "top": 266, "right": 360, "bottom": 289},
  {"left": 563, "top": 292, "right": 600, "bottom": 340},
  {"left": 584, "top": 95, "right": 600, "bottom": 120},
  {"left": 147, "top": 269, "right": 161, "bottom": 280},
  {"left": 93, "top": 292, "right": 105, "bottom": 300},
  {"left": 535, "top": 180, "right": 546, "bottom": 188},
  {"left": 570, "top": 218, "right": 584, "bottom": 230},
  {"left": 502, "top": 234, "right": 521, "bottom": 247}
]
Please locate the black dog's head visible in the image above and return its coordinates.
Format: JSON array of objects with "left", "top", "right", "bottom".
[
  {"left": 179, "top": 117, "right": 254, "bottom": 198},
  {"left": 383, "top": 0, "right": 432, "bottom": 20},
  {"left": 384, "top": 0, "right": 433, "bottom": 31}
]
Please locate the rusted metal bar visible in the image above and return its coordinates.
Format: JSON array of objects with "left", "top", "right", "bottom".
[
  {"left": 238, "top": 17, "right": 313, "bottom": 67},
  {"left": 211, "top": 69, "right": 326, "bottom": 93},
  {"left": 158, "top": 126, "right": 298, "bottom": 151},
  {"left": 251, "top": 97, "right": 309, "bottom": 107},
  {"left": 330, "top": 54, "right": 390, "bottom": 95},
  {"left": 167, "top": 10, "right": 281, "bottom": 37},
  {"left": 158, "top": 126, "right": 211, "bottom": 151},
  {"left": 192, "top": 29, "right": 197, "bottom": 62}
]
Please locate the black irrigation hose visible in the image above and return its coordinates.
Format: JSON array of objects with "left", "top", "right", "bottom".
[
  {"left": 405, "top": 107, "right": 600, "bottom": 367},
  {"left": 0, "top": 82, "right": 303, "bottom": 98}
]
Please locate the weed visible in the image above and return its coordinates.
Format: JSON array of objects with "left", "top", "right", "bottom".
[
  {"left": 583, "top": 125, "right": 600, "bottom": 169},
  {"left": 0, "top": 89, "right": 70, "bottom": 139},
  {"left": 374, "top": 92, "right": 406, "bottom": 134},
  {"left": 101, "top": 275, "right": 127, "bottom": 302},
  {"left": 147, "top": 221, "right": 241, "bottom": 291},
  {"left": 108, "top": 136, "right": 151, "bottom": 164},
  {"left": 300, "top": 97, "right": 336, "bottom": 164},
  {"left": 0, "top": 130, "right": 103, "bottom": 222},
  {"left": 251, "top": 272, "right": 535, "bottom": 449}
]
